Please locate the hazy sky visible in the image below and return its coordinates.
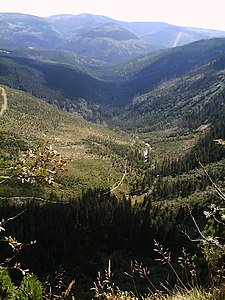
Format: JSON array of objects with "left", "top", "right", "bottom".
[{"left": 1, "top": 0, "right": 225, "bottom": 31}]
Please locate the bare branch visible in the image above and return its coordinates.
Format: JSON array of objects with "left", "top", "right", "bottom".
[
  {"left": 0, "top": 174, "right": 18, "bottom": 184},
  {"left": 198, "top": 160, "right": 225, "bottom": 201},
  {"left": 185, "top": 209, "right": 225, "bottom": 250},
  {"left": 2, "top": 209, "right": 27, "bottom": 226}
]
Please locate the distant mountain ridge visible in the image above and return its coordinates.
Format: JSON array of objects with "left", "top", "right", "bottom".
[
  {"left": 1, "top": 13, "right": 225, "bottom": 63},
  {"left": 0, "top": 13, "right": 63, "bottom": 48},
  {"left": 57, "top": 22, "right": 152, "bottom": 63},
  {"left": 1, "top": 37, "right": 225, "bottom": 129}
]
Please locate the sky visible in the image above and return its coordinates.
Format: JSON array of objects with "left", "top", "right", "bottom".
[{"left": 1, "top": 0, "right": 225, "bottom": 31}]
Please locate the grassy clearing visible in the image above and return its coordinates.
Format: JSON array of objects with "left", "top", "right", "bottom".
[{"left": 140, "top": 129, "right": 202, "bottom": 161}]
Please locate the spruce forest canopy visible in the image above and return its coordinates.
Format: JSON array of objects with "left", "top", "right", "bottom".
[{"left": 1, "top": 12, "right": 225, "bottom": 299}]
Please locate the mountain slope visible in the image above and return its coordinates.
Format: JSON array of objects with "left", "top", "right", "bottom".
[
  {"left": 0, "top": 53, "right": 119, "bottom": 107},
  {"left": 109, "top": 38, "right": 225, "bottom": 100},
  {"left": 0, "top": 85, "right": 145, "bottom": 197},
  {"left": 48, "top": 13, "right": 225, "bottom": 48},
  {"left": 143, "top": 25, "right": 205, "bottom": 48},
  {"left": 47, "top": 13, "right": 114, "bottom": 37},
  {"left": 0, "top": 13, "right": 63, "bottom": 49},
  {"left": 57, "top": 22, "right": 152, "bottom": 63},
  {"left": 114, "top": 53, "right": 225, "bottom": 131}
]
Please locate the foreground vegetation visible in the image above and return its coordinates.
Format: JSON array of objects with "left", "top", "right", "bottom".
[
  {"left": 0, "top": 184, "right": 224, "bottom": 299},
  {"left": 1, "top": 130, "right": 225, "bottom": 299}
]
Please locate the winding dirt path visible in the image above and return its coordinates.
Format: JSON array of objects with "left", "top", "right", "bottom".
[
  {"left": 0, "top": 87, "right": 7, "bottom": 117},
  {"left": 110, "top": 167, "right": 127, "bottom": 192}
]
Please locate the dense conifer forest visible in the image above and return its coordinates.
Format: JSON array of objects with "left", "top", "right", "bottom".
[{"left": 0, "top": 189, "right": 207, "bottom": 298}]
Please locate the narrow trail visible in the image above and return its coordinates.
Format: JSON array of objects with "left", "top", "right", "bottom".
[
  {"left": 0, "top": 87, "right": 7, "bottom": 117},
  {"left": 110, "top": 167, "right": 127, "bottom": 192}
]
